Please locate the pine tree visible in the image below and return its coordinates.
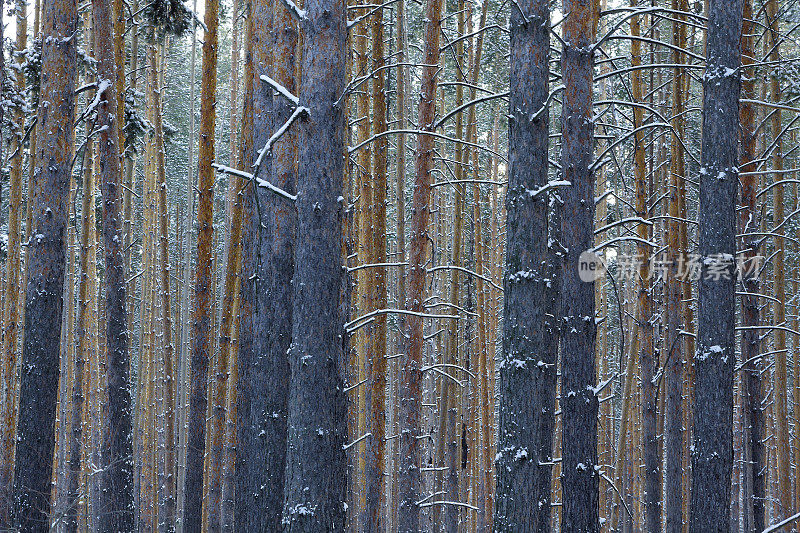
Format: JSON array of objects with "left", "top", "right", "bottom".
[
  {"left": 559, "top": 0, "right": 599, "bottom": 531},
  {"left": 13, "top": 0, "right": 78, "bottom": 526},
  {"left": 184, "top": 0, "right": 219, "bottom": 526},
  {"left": 399, "top": 0, "right": 443, "bottom": 526},
  {"left": 281, "top": 0, "right": 349, "bottom": 527},
  {"left": 495, "top": 0, "right": 558, "bottom": 528},
  {"left": 691, "top": 0, "right": 743, "bottom": 530}
]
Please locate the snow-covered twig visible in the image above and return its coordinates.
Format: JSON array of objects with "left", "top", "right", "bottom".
[
  {"left": 592, "top": 373, "right": 618, "bottom": 395},
  {"left": 212, "top": 163, "right": 297, "bottom": 202},
  {"left": 762, "top": 511, "right": 800, "bottom": 533},
  {"left": 75, "top": 79, "right": 112, "bottom": 125},
  {"left": 418, "top": 500, "right": 479, "bottom": 511},
  {"left": 740, "top": 99, "right": 800, "bottom": 114},
  {"left": 594, "top": 216, "right": 653, "bottom": 235},
  {"left": 349, "top": 128, "right": 507, "bottom": 161},
  {"left": 260, "top": 74, "right": 299, "bottom": 105},
  {"left": 253, "top": 106, "right": 309, "bottom": 170},
  {"left": 415, "top": 491, "right": 446, "bottom": 505},
  {"left": 277, "top": 0, "right": 307, "bottom": 20},
  {"left": 347, "top": 0, "right": 401, "bottom": 29},
  {"left": 343, "top": 378, "right": 367, "bottom": 393},
  {"left": 737, "top": 325, "right": 800, "bottom": 337},
  {"left": 420, "top": 363, "right": 476, "bottom": 380},
  {"left": 347, "top": 261, "right": 408, "bottom": 272},
  {"left": 344, "top": 308, "right": 461, "bottom": 332},
  {"left": 590, "top": 235, "right": 656, "bottom": 252},
  {"left": 524, "top": 180, "right": 571, "bottom": 200},
  {"left": 426, "top": 265, "right": 502, "bottom": 291},
  {"left": 343, "top": 432, "right": 372, "bottom": 450},
  {"left": 530, "top": 85, "right": 565, "bottom": 122},
  {"left": 434, "top": 90, "right": 510, "bottom": 129}
]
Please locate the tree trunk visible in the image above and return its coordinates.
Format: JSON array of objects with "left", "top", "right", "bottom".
[
  {"left": 235, "top": 0, "right": 299, "bottom": 528},
  {"left": 366, "top": 1, "right": 388, "bottom": 529},
  {"left": 631, "top": 4, "right": 659, "bottom": 532},
  {"left": 399, "top": 0, "right": 442, "bottom": 526},
  {"left": 690, "top": 1, "right": 742, "bottom": 530},
  {"left": 149, "top": 44, "right": 177, "bottom": 532},
  {"left": 90, "top": 0, "right": 135, "bottom": 528},
  {"left": 205, "top": 94, "right": 245, "bottom": 533},
  {"left": 184, "top": 0, "right": 218, "bottom": 526},
  {"left": 281, "top": 0, "right": 348, "bottom": 527},
  {"left": 0, "top": 2, "right": 26, "bottom": 523},
  {"left": 495, "top": 0, "right": 558, "bottom": 494},
  {"left": 66, "top": 131, "right": 97, "bottom": 533},
  {"left": 765, "top": 0, "right": 792, "bottom": 519},
  {"left": 559, "top": 1, "right": 599, "bottom": 531},
  {"left": 13, "top": 0, "right": 78, "bottom": 526},
  {"left": 392, "top": 2, "right": 408, "bottom": 528},
  {"left": 738, "top": 0, "right": 765, "bottom": 529},
  {"left": 665, "top": 3, "right": 688, "bottom": 531},
  {"left": 434, "top": 2, "right": 465, "bottom": 528}
]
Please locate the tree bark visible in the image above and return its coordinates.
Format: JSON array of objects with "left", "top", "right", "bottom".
[
  {"left": 13, "top": 0, "right": 78, "bottom": 526},
  {"left": 366, "top": 1, "right": 388, "bottom": 529},
  {"left": 235, "top": 0, "right": 299, "bottom": 529},
  {"left": 690, "top": 1, "right": 743, "bottom": 530},
  {"left": 560, "top": 1, "right": 599, "bottom": 531},
  {"left": 496, "top": 0, "right": 559, "bottom": 528},
  {"left": 91, "top": 0, "right": 135, "bottom": 528},
  {"left": 631, "top": 5, "right": 659, "bottom": 533},
  {"left": 281, "top": 0, "right": 348, "bottom": 527},
  {"left": 665, "top": 3, "right": 688, "bottom": 531},
  {"left": 399, "top": 0, "right": 442, "bottom": 527},
  {"left": 184, "top": 0, "right": 219, "bottom": 527},
  {"left": 66, "top": 130, "right": 97, "bottom": 533},
  {"left": 0, "top": 2, "right": 26, "bottom": 523},
  {"left": 738, "top": 0, "right": 765, "bottom": 529},
  {"left": 765, "top": 0, "right": 792, "bottom": 519}
]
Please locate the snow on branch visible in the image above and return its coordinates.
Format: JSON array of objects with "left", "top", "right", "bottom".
[
  {"left": 590, "top": 236, "right": 656, "bottom": 253},
  {"left": 76, "top": 79, "right": 112, "bottom": 125},
  {"left": 420, "top": 363, "right": 476, "bottom": 380},
  {"left": 347, "top": 261, "right": 408, "bottom": 273},
  {"left": 253, "top": 106, "right": 309, "bottom": 170},
  {"left": 426, "top": 265, "right": 503, "bottom": 291},
  {"left": 417, "top": 500, "right": 479, "bottom": 511},
  {"left": 594, "top": 216, "right": 653, "bottom": 235},
  {"left": 762, "top": 512, "right": 800, "bottom": 533},
  {"left": 212, "top": 163, "right": 298, "bottom": 202},
  {"left": 345, "top": 308, "right": 462, "bottom": 333},
  {"left": 343, "top": 432, "right": 372, "bottom": 450},
  {"left": 524, "top": 180, "right": 571, "bottom": 200},
  {"left": 349, "top": 129, "right": 507, "bottom": 161},
  {"left": 347, "top": 0, "right": 401, "bottom": 29},
  {"left": 277, "top": 0, "right": 307, "bottom": 20},
  {"left": 434, "top": 91, "right": 510, "bottom": 129},
  {"left": 260, "top": 74, "right": 299, "bottom": 106}
]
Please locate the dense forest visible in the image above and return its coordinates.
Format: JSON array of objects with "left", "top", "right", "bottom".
[{"left": 0, "top": 0, "right": 799, "bottom": 531}]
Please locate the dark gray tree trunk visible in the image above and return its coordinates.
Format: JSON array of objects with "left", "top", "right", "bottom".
[
  {"left": 559, "top": 1, "right": 599, "bottom": 532},
  {"left": 280, "top": 0, "right": 348, "bottom": 528},
  {"left": 690, "top": 0, "right": 743, "bottom": 531},
  {"left": 234, "top": 3, "right": 259, "bottom": 530},
  {"left": 494, "top": 0, "right": 558, "bottom": 530},
  {"left": 235, "top": 0, "right": 297, "bottom": 529},
  {"left": 13, "top": 0, "right": 78, "bottom": 528},
  {"left": 93, "top": 0, "right": 134, "bottom": 528}
]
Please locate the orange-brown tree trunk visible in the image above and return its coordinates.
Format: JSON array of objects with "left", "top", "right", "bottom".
[{"left": 184, "top": 0, "right": 219, "bottom": 527}]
